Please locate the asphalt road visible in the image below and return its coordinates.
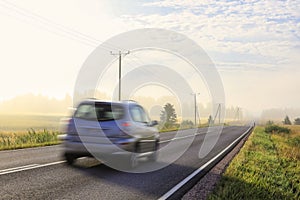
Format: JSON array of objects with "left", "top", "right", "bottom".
[{"left": 0, "top": 126, "right": 250, "bottom": 200}]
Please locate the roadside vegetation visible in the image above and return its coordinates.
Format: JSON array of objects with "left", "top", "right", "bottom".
[
  {"left": 0, "top": 129, "right": 60, "bottom": 150},
  {"left": 0, "top": 103, "right": 239, "bottom": 150},
  {"left": 0, "top": 114, "right": 62, "bottom": 150},
  {"left": 208, "top": 125, "right": 300, "bottom": 199},
  {"left": 158, "top": 103, "right": 230, "bottom": 132}
]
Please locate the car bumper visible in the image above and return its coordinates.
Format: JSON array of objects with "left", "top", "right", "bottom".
[{"left": 63, "top": 137, "right": 158, "bottom": 156}]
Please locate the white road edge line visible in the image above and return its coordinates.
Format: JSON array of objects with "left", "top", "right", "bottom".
[
  {"left": 0, "top": 144, "right": 61, "bottom": 153},
  {"left": 0, "top": 161, "right": 66, "bottom": 176},
  {"left": 158, "top": 126, "right": 253, "bottom": 200}
]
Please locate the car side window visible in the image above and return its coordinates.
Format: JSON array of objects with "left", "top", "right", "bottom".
[
  {"left": 74, "top": 104, "right": 97, "bottom": 120},
  {"left": 75, "top": 103, "right": 124, "bottom": 121},
  {"left": 95, "top": 104, "right": 124, "bottom": 121},
  {"left": 130, "top": 105, "right": 150, "bottom": 123}
]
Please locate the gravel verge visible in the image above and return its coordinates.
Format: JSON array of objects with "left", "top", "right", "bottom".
[{"left": 182, "top": 133, "right": 251, "bottom": 200}]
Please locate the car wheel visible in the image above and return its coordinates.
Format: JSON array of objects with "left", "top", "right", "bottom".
[
  {"left": 64, "top": 153, "right": 75, "bottom": 165},
  {"left": 148, "top": 141, "right": 159, "bottom": 162},
  {"left": 128, "top": 153, "right": 138, "bottom": 168},
  {"left": 148, "top": 151, "right": 157, "bottom": 162},
  {"left": 123, "top": 143, "right": 139, "bottom": 169}
]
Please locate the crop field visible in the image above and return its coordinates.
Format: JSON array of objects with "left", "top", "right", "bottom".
[
  {"left": 0, "top": 114, "right": 64, "bottom": 132},
  {"left": 0, "top": 129, "right": 60, "bottom": 150},
  {"left": 0, "top": 114, "right": 63, "bottom": 150},
  {"left": 208, "top": 125, "right": 300, "bottom": 199}
]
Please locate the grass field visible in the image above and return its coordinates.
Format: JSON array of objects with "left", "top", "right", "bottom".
[
  {"left": 0, "top": 114, "right": 63, "bottom": 150},
  {"left": 0, "top": 114, "right": 64, "bottom": 131},
  {"left": 208, "top": 125, "right": 300, "bottom": 199},
  {"left": 0, "top": 114, "right": 63, "bottom": 132}
]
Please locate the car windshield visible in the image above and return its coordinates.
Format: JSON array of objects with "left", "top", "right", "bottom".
[
  {"left": 130, "top": 105, "right": 150, "bottom": 124},
  {"left": 74, "top": 103, "right": 124, "bottom": 121}
]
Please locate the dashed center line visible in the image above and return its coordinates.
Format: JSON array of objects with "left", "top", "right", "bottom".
[
  {"left": 0, "top": 161, "right": 65, "bottom": 175},
  {"left": 0, "top": 164, "right": 39, "bottom": 173},
  {"left": 159, "top": 132, "right": 202, "bottom": 143}
]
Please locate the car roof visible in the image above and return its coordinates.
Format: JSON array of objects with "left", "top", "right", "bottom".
[{"left": 78, "top": 99, "right": 139, "bottom": 106}]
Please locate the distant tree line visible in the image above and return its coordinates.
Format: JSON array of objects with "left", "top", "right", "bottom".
[
  {"left": 159, "top": 102, "right": 219, "bottom": 130},
  {"left": 283, "top": 115, "right": 300, "bottom": 125}
]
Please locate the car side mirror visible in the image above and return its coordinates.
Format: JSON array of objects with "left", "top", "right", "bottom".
[{"left": 150, "top": 120, "right": 158, "bottom": 126}]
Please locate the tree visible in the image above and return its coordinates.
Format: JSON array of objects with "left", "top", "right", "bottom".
[
  {"left": 294, "top": 118, "right": 300, "bottom": 125},
  {"left": 160, "top": 103, "right": 177, "bottom": 127},
  {"left": 283, "top": 115, "right": 292, "bottom": 125},
  {"left": 181, "top": 120, "right": 194, "bottom": 128}
]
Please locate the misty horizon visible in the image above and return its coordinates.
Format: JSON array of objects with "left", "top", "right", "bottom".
[
  {"left": 0, "top": 93, "right": 299, "bottom": 123},
  {"left": 0, "top": 1, "right": 299, "bottom": 124}
]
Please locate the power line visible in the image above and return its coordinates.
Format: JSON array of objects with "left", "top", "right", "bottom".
[
  {"left": 0, "top": 0, "right": 142, "bottom": 54},
  {"left": 0, "top": 0, "right": 101, "bottom": 48},
  {"left": 0, "top": 0, "right": 147, "bottom": 72},
  {"left": 0, "top": 0, "right": 171, "bottom": 98}
]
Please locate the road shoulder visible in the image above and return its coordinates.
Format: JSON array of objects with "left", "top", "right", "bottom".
[{"left": 182, "top": 132, "right": 250, "bottom": 200}]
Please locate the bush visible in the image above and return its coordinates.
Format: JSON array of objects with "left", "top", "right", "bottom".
[
  {"left": 181, "top": 120, "right": 194, "bottom": 128},
  {"left": 294, "top": 118, "right": 300, "bottom": 125},
  {"left": 265, "top": 125, "right": 291, "bottom": 134},
  {"left": 288, "top": 136, "right": 300, "bottom": 146}
]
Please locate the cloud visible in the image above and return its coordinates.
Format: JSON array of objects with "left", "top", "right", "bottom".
[
  {"left": 111, "top": 0, "right": 300, "bottom": 115},
  {"left": 215, "top": 61, "right": 277, "bottom": 72},
  {"left": 120, "top": 0, "right": 300, "bottom": 72}
]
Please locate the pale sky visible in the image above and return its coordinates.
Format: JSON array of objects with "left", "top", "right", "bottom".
[{"left": 0, "top": 0, "right": 299, "bottom": 117}]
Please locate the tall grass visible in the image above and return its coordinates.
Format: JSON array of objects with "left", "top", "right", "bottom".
[
  {"left": 0, "top": 129, "right": 60, "bottom": 150},
  {"left": 208, "top": 126, "right": 300, "bottom": 199}
]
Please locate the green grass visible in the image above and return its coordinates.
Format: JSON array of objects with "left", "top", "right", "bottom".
[
  {"left": 208, "top": 126, "right": 300, "bottom": 200},
  {"left": 0, "top": 129, "right": 61, "bottom": 150},
  {"left": 158, "top": 123, "right": 229, "bottom": 133}
]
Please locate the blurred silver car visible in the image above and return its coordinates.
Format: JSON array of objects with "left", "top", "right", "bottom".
[{"left": 60, "top": 99, "right": 159, "bottom": 168}]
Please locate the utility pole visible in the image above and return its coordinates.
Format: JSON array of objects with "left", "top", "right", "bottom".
[
  {"left": 219, "top": 104, "right": 221, "bottom": 124},
  {"left": 213, "top": 103, "right": 221, "bottom": 124},
  {"left": 191, "top": 93, "right": 200, "bottom": 127},
  {"left": 235, "top": 107, "right": 240, "bottom": 122},
  {"left": 110, "top": 50, "right": 130, "bottom": 101}
]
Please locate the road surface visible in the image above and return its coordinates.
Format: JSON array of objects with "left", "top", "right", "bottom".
[{"left": 0, "top": 126, "right": 251, "bottom": 200}]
